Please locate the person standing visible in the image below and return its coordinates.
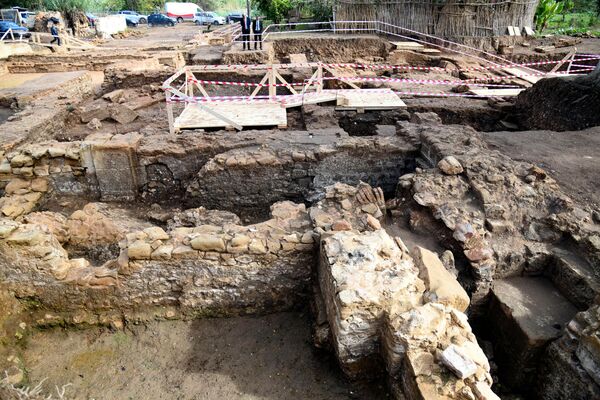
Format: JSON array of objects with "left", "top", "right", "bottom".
[
  {"left": 252, "top": 16, "right": 263, "bottom": 50},
  {"left": 240, "top": 13, "right": 251, "bottom": 51},
  {"left": 49, "top": 22, "right": 61, "bottom": 46}
]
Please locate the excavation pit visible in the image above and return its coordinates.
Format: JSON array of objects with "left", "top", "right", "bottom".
[{"left": 1, "top": 25, "right": 599, "bottom": 400}]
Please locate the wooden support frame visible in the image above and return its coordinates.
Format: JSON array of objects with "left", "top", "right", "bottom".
[
  {"left": 551, "top": 49, "right": 576, "bottom": 73},
  {"left": 162, "top": 61, "right": 408, "bottom": 132}
]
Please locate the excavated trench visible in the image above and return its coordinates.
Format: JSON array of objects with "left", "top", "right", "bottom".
[
  {"left": 1, "top": 35, "right": 599, "bottom": 400},
  {"left": 0, "top": 96, "right": 590, "bottom": 400}
]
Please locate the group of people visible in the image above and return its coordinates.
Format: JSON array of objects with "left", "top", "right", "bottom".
[{"left": 239, "top": 14, "right": 263, "bottom": 51}]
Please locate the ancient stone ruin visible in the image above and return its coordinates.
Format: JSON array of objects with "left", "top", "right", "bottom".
[{"left": 0, "top": 19, "right": 599, "bottom": 400}]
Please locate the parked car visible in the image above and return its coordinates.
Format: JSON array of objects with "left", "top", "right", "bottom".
[
  {"left": 118, "top": 10, "right": 148, "bottom": 24},
  {"left": 19, "top": 11, "right": 35, "bottom": 26},
  {"left": 193, "top": 11, "right": 225, "bottom": 26},
  {"left": 226, "top": 12, "right": 243, "bottom": 24},
  {"left": 147, "top": 13, "right": 176, "bottom": 27},
  {"left": 165, "top": 2, "right": 202, "bottom": 23},
  {"left": 0, "top": 20, "right": 30, "bottom": 38}
]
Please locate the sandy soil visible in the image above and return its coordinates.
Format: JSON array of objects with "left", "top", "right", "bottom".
[
  {"left": 22, "top": 312, "right": 389, "bottom": 400},
  {"left": 99, "top": 23, "right": 205, "bottom": 49},
  {"left": 483, "top": 127, "right": 600, "bottom": 208}
]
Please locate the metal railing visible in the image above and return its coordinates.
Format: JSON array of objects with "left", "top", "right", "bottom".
[
  {"left": 0, "top": 28, "right": 29, "bottom": 42},
  {"left": 229, "top": 20, "right": 536, "bottom": 69}
]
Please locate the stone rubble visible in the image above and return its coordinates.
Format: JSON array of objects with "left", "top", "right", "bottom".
[
  {"left": 394, "top": 121, "right": 600, "bottom": 314},
  {"left": 319, "top": 228, "right": 498, "bottom": 399},
  {"left": 0, "top": 79, "right": 598, "bottom": 399}
]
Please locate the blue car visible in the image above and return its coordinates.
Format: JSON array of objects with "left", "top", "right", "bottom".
[
  {"left": 0, "top": 20, "right": 30, "bottom": 39},
  {"left": 147, "top": 13, "right": 176, "bottom": 27}
]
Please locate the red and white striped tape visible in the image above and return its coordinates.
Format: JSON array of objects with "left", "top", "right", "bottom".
[
  {"left": 188, "top": 56, "right": 600, "bottom": 73},
  {"left": 188, "top": 76, "right": 521, "bottom": 88},
  {"left": 183, "top": 68, "right": 593, "bottom": 90},
  {"left": 325, "top": 56, "right": 600, "bottom": 73},
  {"left": 166, "top": 88, "right": 522, "bottom": 104},
  {"left": 188, "top": 78, "right": 297, "bottom": 87}
]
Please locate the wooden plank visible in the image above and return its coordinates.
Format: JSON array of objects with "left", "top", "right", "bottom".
[
  {"left": 283, "top": 92, "right": 337, "bottom": 108},
  {"left": 391, "top": 41, "right": 424, "bottom": 50},
  {"left": 503, "top": 67, "right": 543, "bottom": 84},
  {"left": 322, "top": 64, "right": 361, "bottom": 90},
  {"left": 335, "top": 89, "right": 406, "bottom": 110},
  {"left": 468, "top": 88, "right": 525, "bottom": 97},
  {"left": 174, "top": 102, "right": 287, "bottom": 130},
  {"left": 418, "top": 48, "right": 442, "bottom": 54},
  {"left": 550, "top": 50, "right": 576, "bottom": 73}
]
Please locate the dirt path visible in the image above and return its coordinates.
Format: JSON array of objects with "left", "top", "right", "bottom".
[
  {"left": 22, "top": 312, "right": 388, "bottom": 400},
  {"left": 483, "top": 127, "right": 600, "bottom": 208},
  {"left": 99, "top": 23, "right": 204, "bottom": 49}
]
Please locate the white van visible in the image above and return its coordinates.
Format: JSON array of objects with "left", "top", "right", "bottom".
[{"left": 165, "top": 2, "right": 203, "bottom": 23}]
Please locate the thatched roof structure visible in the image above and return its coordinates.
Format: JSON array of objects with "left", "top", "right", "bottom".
[{"left": 335, "top": 0, "right": 539, "bottom": 41}]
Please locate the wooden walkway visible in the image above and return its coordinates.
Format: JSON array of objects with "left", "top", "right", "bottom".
[{"left": 163, "top": 63, "right": 408, "bottom": 133}]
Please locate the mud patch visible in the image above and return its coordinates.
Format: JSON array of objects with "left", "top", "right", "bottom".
[{"left": 0, "top": 106, "right": 14, "bottom": 124}]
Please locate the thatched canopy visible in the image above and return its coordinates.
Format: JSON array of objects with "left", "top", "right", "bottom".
[{"left": 335, "top": 0, "right": 539, "bottom": 39}]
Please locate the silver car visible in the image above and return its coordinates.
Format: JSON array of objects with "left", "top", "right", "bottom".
[{"left": 193, "top": 12, "right": 226, "bottom": 26}]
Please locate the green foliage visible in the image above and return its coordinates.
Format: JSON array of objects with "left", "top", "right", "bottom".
[
  {"left": 95, "top": 0, "right": 164, "bottom": 13},
  {"left": 294, "top": 0, "right": 333, "bottom": 21},
  {"left": 44, "top": 0, "right": 93, "bottom": 13},
  {"left": 547, "top": 11, "right": 600, "bottom": 30},
  {"left": 255, "top": 0, "right": 292, "bottom": 23},
  {"left": 535, "top": 0, "right": 565, "bottom": 31},
  {"left": 554, "top": 26, "right": 600, "bottom": 35}
]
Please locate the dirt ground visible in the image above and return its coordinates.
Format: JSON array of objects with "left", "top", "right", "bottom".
[
  {"left": 99, "top": 23, "right": 205, "bottom": 49},
  {"left": 22, "top": 312, "right": 388, "bottom": 400},
  {"left": 483, "top": 127, "right": 600, "bottom": 208}
]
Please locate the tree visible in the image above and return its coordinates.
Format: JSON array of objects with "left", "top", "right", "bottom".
[
  {"left": 293, "top": 0, "right": 334, "bottom": 21},
  {"left": 255, "top": 0, "right": 292, "bottom": 22}
]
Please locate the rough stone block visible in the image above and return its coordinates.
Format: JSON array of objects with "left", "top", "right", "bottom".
[
  {"left": 411, "top": 246, "right": 470, "bottom": 312},
  {"left": 487, "top": 277, "right": 578, "bottom": 390}
]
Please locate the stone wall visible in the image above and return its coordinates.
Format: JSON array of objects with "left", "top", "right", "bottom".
[
  {"left": 3, "top": 128, "right": 419, "bottom": 220},
  {"left": 393, "top": 118, "right": 600, "bottom": 396},
  {"left": 0, "top": 142, "right": 89, "bottom": 218},
  {"left": 0, "top": 201, "right": 315, "bottom": 322},
  {"left": 186, "top": 130, "right": 418, "bottom": 218},
  {"left": 395, "top": 118, "right": 600, "bottom": 311}
]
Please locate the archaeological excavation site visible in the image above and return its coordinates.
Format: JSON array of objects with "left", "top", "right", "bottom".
[{"left": 1, "top": 3, "right": 600, "bottom": 399}]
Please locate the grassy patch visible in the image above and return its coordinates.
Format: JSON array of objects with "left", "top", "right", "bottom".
[{"left": 547, "top": 12, "right": 600, "bottom": 29}]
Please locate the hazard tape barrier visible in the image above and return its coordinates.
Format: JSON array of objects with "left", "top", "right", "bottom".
[
  {"left": 187, "top": 56, "right": 600, "bottom": 73},
  {"left": 187, "top": 77, "right": 522, "bottom": 88},
  {"left": 165, "top": 88, "right": 527, "bottom": 104},
  {"left": 182, "top": 68, "right": 593, "bottom": 90}
]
